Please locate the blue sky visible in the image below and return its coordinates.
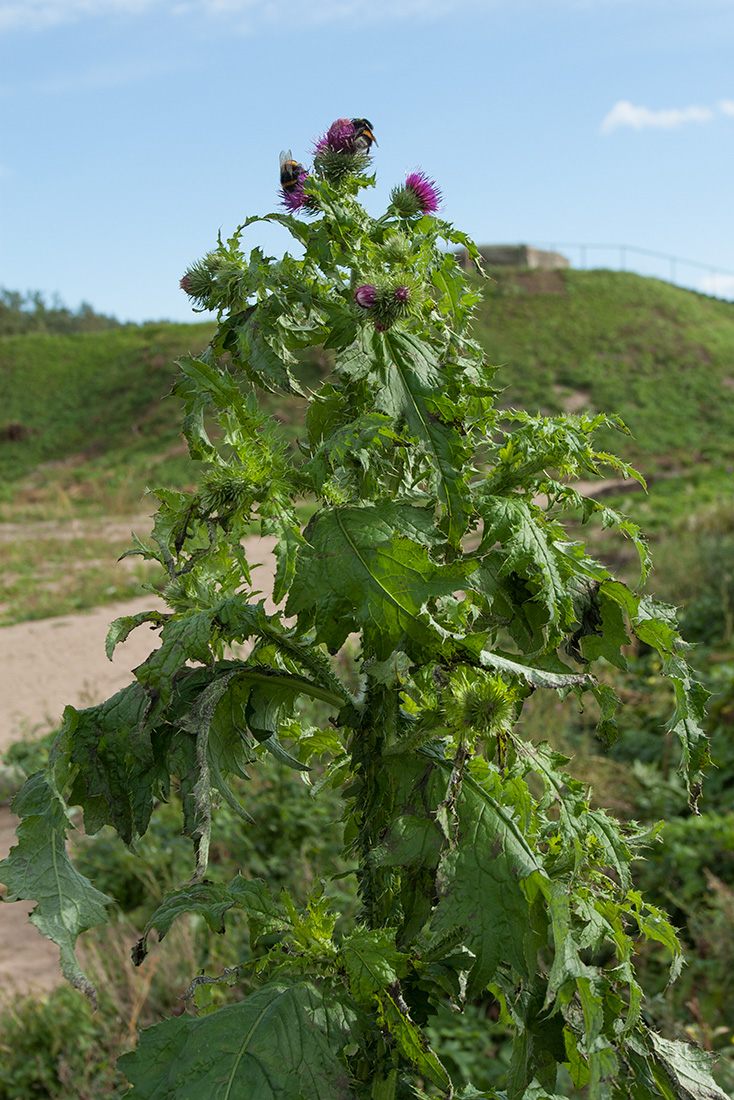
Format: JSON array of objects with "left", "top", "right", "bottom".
[{"left": 1, "top": 0, "right": 733, "bottom": 323}]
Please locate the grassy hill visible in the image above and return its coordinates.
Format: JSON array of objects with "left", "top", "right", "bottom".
[
  {"left": 0, "top": 322, "right": 214, "bottom": 511},
  {"left": 475, "top": 267, "right": 734, "bottom": 470},
  {"left": 2, "top": 268, "right": 733, "bottom": 522}
]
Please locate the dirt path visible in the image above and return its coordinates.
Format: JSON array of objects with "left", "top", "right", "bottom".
[{"left": 0, "top": 535, "right": 279, "bottom": 996}]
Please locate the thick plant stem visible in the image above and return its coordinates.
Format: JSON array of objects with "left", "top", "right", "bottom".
[{"left": 350, "top": 680, "right": 400, "bottom": 930}]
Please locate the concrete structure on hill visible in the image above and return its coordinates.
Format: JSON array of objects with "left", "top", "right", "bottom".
[{"left": 455, "top": 244, "right": 569, "bottom": 270}]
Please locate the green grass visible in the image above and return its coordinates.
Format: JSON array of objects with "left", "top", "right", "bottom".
[
  {"left": 0, "top": 323, "right": 326, "bottom": 520},
  {"left": 475, "top": 268, "right": 734, "bottom": 471},
  {"left": 0, "top": 520, "right": 166, "bottom": 627},
  {"left": 0, "top": 323, "right": 215, "bottom": 480}
]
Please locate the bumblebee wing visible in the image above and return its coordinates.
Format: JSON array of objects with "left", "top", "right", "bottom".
[{"left": 279, "top": 149, "right": 293, "bottom": 168}]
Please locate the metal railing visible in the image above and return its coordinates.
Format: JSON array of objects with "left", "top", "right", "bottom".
[{"left": 528, "top": 242, "right": 734, "bottom": 300}]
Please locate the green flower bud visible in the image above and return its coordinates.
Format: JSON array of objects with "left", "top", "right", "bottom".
[
  {"left": 446, "top": 669, "right": 514, "bottom": 736},
  {"left": 314, "top": 148, "right": 370, "bottom": 184},
  {"left": 200, "top": 464, "right": 259, "bottom": 518},
  {"left": 381, "top": 231, "right": 413, "bottom": 264}
]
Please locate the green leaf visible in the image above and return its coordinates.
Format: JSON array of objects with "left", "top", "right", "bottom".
[
  {"left": 134, "top": 875, "right": 291, "bottom": 963},
  {"left": 339, "top": 929, "right": 450, "bottom": 1091},
  {"left": 64, "top": 685, "right": 156, "bottom": 843},
  {"left": 226, "top": 875, "right": 292, "bottom": 938},
  {"left": 134, "top": 882, "right": 234, "bottom": 964},
  {"left": 378, "top": 993, "right": 452, "bottom": 1092},
  {"left": 135, "top": 611, "right": 217, "bottom": 705},
  {"left": 272, "top": 523, "right": 303, "bottom": 604},
  {"left": 476, "top": 496, "right": 575, "bottom": 643},
  {"left": 118, "top": 981, "right": 357, "bottom": 1099},
  {"left": 287, "top": 505, "right": 466, "bottom": 659},
  {"left": 105, "top": 610, "right": 168, "bottom": 659},
  {"left": 378, "top": 330, "right": 471, "bottom": 546},
  {"left": 601, "top": 581, "right": 711, "bottom": 801},
  {"left": 579, "top": 587, "right": 631, "bottom": 671},
  {"left": 647, "top": 1031, "right": 729, "bottom": 1100},
  {"left": 260, "top": 733, "right": 310, "bottom": 771},
  {"left": 340, "top": 927, "right": 408, "bottom": 1004},
  {"left": 0, "top": 773, "right": 111, "bottom": 1002},
  {"left": 428, "top": 764, "right": 545, "bottom": 991},
  {"left": 466, "top": 639, "right": 591, "bottom": 689}
]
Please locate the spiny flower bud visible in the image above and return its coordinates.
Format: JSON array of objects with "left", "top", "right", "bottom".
[
  {"left": 179, "top": 252, "right": 222, "bottom": 308},
  {"left": 354, "top": 281, "right": 415, "bottom": 330},
  {"left": 200, "top": 465, "right": 258, "bottom": 518},
  {"left": 381, "top": 231, "right": 412, "bottom": 264},
  {"left": 446, "top": 669, "right": 514, "bottom": 737}
]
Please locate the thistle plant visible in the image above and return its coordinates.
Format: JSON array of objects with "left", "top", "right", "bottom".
[{"left": 0, "top": 118, "right": 725, "bottom": 1100}]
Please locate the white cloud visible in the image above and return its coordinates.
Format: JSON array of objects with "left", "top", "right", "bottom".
[
  {"left": 0, "top": 0, "right": 156, "bottom": 33},
  {"left": 0, "top": 0, "right": 476, "bottom": 33},
  {"left": 700, "top": 274, "right": 734, "bottom": 299},
  {"left": 601, "top": 100, "right": 714, "bottom": 134},
  {"left": 719, "top": 99, "right": 734, "bottom": 116}
]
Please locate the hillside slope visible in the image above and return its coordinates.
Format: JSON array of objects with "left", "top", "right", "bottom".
[
  {"left": 0, "top": 322, "right": 214, "bottom": 487},
  {"left": 475, "top": 268, "right": 734, "bottom": 469},
  {"left": 2, "top": 270, "right": 733, "bottom": 516}
]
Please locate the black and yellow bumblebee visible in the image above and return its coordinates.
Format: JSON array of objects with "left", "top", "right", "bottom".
[
  {"left": 279, "top": 149, "right": 304, "bottom": 192},
  {"left": 351, "top": 118, "right": 377, "bottom": 153}
]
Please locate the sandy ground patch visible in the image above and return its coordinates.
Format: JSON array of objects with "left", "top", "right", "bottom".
[{"left": 0, "top": 535, "right": 278, "bottom": 996}]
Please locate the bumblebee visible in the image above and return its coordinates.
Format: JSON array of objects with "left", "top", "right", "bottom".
[
  {"left": 279, "top": 149, "right": 304, "bottom": 192},
  {"left": 351, "top": 118, "right": 377, "bottom": 153}
]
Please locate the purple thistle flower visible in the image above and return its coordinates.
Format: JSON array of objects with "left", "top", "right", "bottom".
[
  {"left": 394, "top": 285, "right": 410, "bottom": 303},
  {"left": 354, "top": 284, "right": 377, "bottom": 309},
  {"left": 315, "top": 117, "right": 357, "bottom": 155},
  {"left": 404, "top": 171, "right": 442, "bottom": 214},
  {"left": 179, "top": 274, "right": 192, "bottom": 294}
]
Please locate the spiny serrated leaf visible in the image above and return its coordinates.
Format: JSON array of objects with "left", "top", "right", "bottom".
[
  {"left": 647, "top": 1031, "right": 729, "bottom": 1100},
  {"left": 260, "top": 733, "right": 310, "bottom": 771},
  {"left": 272, "top": 523, "right": 303, "bottom": 604},
  {"left": 378, "top": 330, "right": 471, "bottom": 545},
  {"left": 65, "top": 684, "right": 155, "bottom": 842},
  {"left": 226, "top": 875, "right": 291, "bottom": 936},
  {"left": 579, "top": 587, "right": 631, "bottom": 671},
  {"left": 477, "top": 496, "right": 575, "bottom": 640},
  {"left": 429, "top": 763, "right": 545, "bottom": 991},
  {"left": 135, "top": 611, "right": 216, "bottom": 705},
  {"left": 340, "top": 927, "right": 408, "bottom": 1003},
  {"left": 215, "top": 599, "right": 352, "bottom": 704},
  {"left": 465, "top": 638, "right": 591, "bottom": 689},
  {"left": 118, "top": 982, "right": 357, "bottom": 1100},
  {"left": 601, "top": 580, "right": 710, "bottom": 800},
  {"left": 133, "top": 875, "right": 292, "bottom": 963},
  {"left": 286, "top": 505, "right": 466, "bottom": 659},
  {"left": 0, "top": 774, "right": 111, "bottom": 1002},
  {"left": 135, "top": 882, "right": 234, "bottom": 963},
  {"left": 378, "top": 993, "right": 452, "bottom": 1091},
  {"left": 339, "top": 929, "right": 450, "bottom": 1090},
  {"left": 105, "top": 610, "right": 168, "bottom": 660}
]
